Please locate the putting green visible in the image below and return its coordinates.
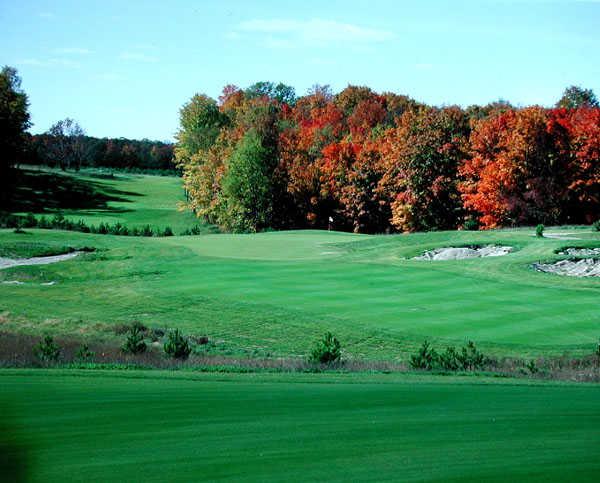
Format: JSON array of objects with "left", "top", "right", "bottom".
[{"left": 1, "top": 370, "right": 599, "bottom": 482}]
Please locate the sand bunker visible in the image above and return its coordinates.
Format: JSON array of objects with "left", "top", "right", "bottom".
[
  {"left": 0, "top": 252, "right": 80, "bottom": 270},
  {"left": 533, "top": 259, "right": 600, "bottom": 277},
  {"left": 543, "top": 232, "right": 581, "bottom": 240},
  {"left": 557, "top": 247, "right": 600, "bottom": 257},
  {"left": 415, "top": 245, "right": 512, "bottom": 261}
]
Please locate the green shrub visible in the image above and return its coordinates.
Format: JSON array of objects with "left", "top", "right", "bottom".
[
  {"left": 23, "top": 213, "right": 37, "bottom": 228},
  {"left": 310, "top": 332, "right": 341, "bottom": 364},
  {"left": 122, "top": 324, "right": 147, "bottom": 354},
  {"left": 162, "top": 226, "right": 173, "bottom": 236},
  {"left": 593, "top": 220, "right": 600, "bottom": 232},
  {"left": 108, "top": 222, "right": 129, "bottom": 236},
  {"left": 181, "top": 225, "right": 204, "bottom": 236},
  {"left": 438, "top": 346, "right": 460, "bottom": 370},
  {"left": 463, "top": 219, "right": 479, "bottom": 231},
  {"left": 34, "top": 335, "right": 60, "bottom": 363},
  {"left": 410, "top": 340, "right": 438, "bottom": 370},
  {"left": 163, "top": 329, "right": 192, "bottom": 359},
  {"left": 457, "top": 341, "right": 487, "bottom": 370},
  {"left": 37, "top": 216, "right": 50, "bottom": 229},
  {"left": 75, "top": 343, "right": 95, "bottom": 361},
  {"left": 526, "top": 359, "right": 538, "bottom": 374},
  {"left": 535, "top": 224, "right": 544, "bottom": 237},
  {"left": 140, "top": 225, "right": 154, "bottom": 237}
]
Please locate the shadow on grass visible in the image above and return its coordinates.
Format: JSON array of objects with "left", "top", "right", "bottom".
[
  {"left": 0, "top": 408, "right": 29, "bottom": 483},
  {"left": 6, "top": 168, "right": 142, "bottom": 213}
]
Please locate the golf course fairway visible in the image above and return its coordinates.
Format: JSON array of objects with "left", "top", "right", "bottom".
[{"left": 1, "top": 370, "right": 599, "bottom": 482}]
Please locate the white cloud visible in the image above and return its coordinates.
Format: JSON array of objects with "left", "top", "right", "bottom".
[
  {"left": 53, "top": 47, "right": 93, "bottom": 55},
  {"left": 119, "top": 52, "right": 159, "bottom": 63},
  {"left": 19, "top": 58, "right": 79, "bottom": 68},
  {"left": 236, "top": 18, "right": 394, "bottom": 46}
]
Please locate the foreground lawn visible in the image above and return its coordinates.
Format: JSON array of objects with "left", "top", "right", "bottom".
[
  {"left": 1, "top": 370, "right": 599, "bottom": 482},
  {"left": 1, "top": 225, "right": 599, "bottom": 359}
]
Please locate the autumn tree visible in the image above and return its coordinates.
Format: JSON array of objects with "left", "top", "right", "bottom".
[
  {"left": 563, "top": 107, "right": 600, "bottom": 223},
  {"left": 379, "top": 106, "right": 470, "bottom": 231},
  {"left": 460, "top": 107, "right": 572, "bottom": 228}
]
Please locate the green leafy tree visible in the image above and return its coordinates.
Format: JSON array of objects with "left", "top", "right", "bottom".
[
  {"left": 221, "top": 129, "right": 276, "bottom": 232},
  {"left": 0, "top": 66, "right": 30, "bottom": 202},
  {"left": 175, "top": 94, "right": 228, "bottom": 156},
  {"left": 244, "top": 81, "right": 296, "bottom": 105},
  {"left": 556, "top": 86, "right": 599, "bottom": 109}
]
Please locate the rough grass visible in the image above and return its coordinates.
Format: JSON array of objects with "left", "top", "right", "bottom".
[{"left": 0, "top": 369, "right": 599, "bottom": 482}]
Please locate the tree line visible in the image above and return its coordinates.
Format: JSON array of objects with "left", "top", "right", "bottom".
[
  {"left": 175, "top": 82, "right": 600, "bottom": 232},
  {"left": 25, "top": 130, "right": 175, "bottom": 173}
]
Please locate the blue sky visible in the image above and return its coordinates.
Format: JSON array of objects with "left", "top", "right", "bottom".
[{"left": 2, "top": 0, "right": 599, "bottom": 141}]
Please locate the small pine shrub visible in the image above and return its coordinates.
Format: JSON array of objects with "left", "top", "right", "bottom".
[
  {"left": 410, "top": 340, "right": 438, "bottom": 370},
  {"left": 457, "top": 341, "right": 487, "bottom": 370},
  {"left": 37, "top": 216, "right": 50, "bottom": 229},
  {"left": 23, "top": 213, "right": 38, "bottom": 228},
  {"left": 140, "top": 225, "right": 154, "bottom": 237},
  {"left": 181, "top": 225, "right": 204, "bottom": 236},
  {"left": 535, "top": 224, "right": 544, "bottom": 237},
  {"left": 438, "top": 346, "right": 460, "bottom": 370},
  {"left": 163, "top": 329, "right": 192, "bottom": 359},
  {"left": 34, "top": 335, "right": 60, "bottom": 363},
  {"left": 593, "top": 220, "right": 600, "bottom": 232},
  {"left": 310, "top": 332, "right": 341, "bottom": 364},
  {"left": 74, "top": 220, "right": 90, "bottom": 233},
  {"left": 51, "top": 213, "right": 66, "bottom": 229},
  {"left": 122, "top": 324, "right": 147, "bottom": 354},
  {"left": 526, "top": 359, "right": 538, "bottom": 374},
  {"left": 75, "top": 343, "right": 95, "bottom": 361},
  {"left": 162, "top": 226, "right": 173, "bottom": 236}
]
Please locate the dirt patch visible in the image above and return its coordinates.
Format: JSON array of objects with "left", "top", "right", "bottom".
[
  {"left": 533, "top": 259, "right": 600, "bottom": 277},
  {"left": 0, "top": 252, "right": 81, "bottom": 270},
  {"left": 414, "top": 245, "right": 513, "bottom": 261}
]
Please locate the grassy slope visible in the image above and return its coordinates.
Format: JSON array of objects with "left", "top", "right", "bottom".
[
  {"left": 1, "top": 370, "right": 599, "bottom": 482},
  {"left": 10, "top": 167, "right": 212, "bottom": 234},
  {"left": 1, "top": 226, "right": 599, "bottom": 359}
]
